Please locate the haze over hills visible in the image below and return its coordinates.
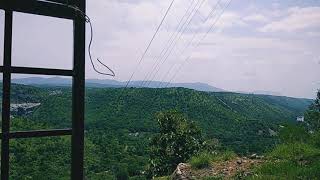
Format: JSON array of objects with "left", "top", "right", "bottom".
[
  {"left": 12, "top": 77, "right": 225, "bottom": 92},
  {"left": 236, "top": 90, "right": 283, "bottom": 97},
  {"left": 11, "top": 77, "right": 289, "bottom": 97}
]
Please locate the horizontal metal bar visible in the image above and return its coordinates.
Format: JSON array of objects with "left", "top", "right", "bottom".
[
  {"left": 0, "top": 129, "right": 72, "bottom": 139},
  {"left": 0, "top": 66, "right": 73, "bottom": 76},
  {"left": 0, "top": 0, "right": 76, "bottom": 20}
]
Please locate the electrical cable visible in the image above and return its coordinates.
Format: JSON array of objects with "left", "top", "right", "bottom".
[
  {"left": 144, "top": 0, "right": 206, "bottom": 88},
  {"left": 157, "top": 0, "right": 222, "bottom": 88},
  {"left": 124, "top": 0, "right": 176, "bottom": 88},
  {"left": 139, "top": 0, "right": 197, "bottom": 87},
  {"left": 66, "top": 3, "right": 116, "bottom": 76},
  {"left": 145, "top": 0, "right": 205, "bottom": 87},
  {"left": 164, "top": 0, "right": 233, "bottom": 88}
]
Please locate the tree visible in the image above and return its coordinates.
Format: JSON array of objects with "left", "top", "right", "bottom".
[
  {"left": 315, "top": 90, "right": 320, "bottom": 111},
  {"left": 278, "top": 124, "right": 310, "bottom": 144},
  {"left": 148, "top": 110, "right": 204, "bottom": 177},
  {"left": 305, "top": 90, "right": 320, "bottom": 131}
]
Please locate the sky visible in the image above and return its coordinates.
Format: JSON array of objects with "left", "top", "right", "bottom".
[{"left": 0, "top": 0, "right": 319, "bottom": 98}]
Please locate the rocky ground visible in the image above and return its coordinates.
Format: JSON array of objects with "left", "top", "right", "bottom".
[{"left": 171, "top": 155, "right": 264, "bottom": 180}]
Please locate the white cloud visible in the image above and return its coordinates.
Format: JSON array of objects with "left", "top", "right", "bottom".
[
  {"left": 307, "top": 31, "right": 320, "bottom": 37},
  {"left": 243, "top": 14, "right": 269, "bottom": 23},
  {"left": 260, "top": 6, "right": 320, "bottom": 32},
  {"left": 192, "top": 33, "right": 308, "bottom": 63},
  {"left": 196, "top": 11, "right": 246, "bottom": 31},
  {"left": 1, "top": 0, "right": 319, "bottom": 98}
]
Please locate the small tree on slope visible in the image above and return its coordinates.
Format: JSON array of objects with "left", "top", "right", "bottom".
[
  {"left": 305, "top": 90, "right": 320, "bottom": 131},
  {"left": 148, "top": 110, "right": 203, "bottom": 177}
]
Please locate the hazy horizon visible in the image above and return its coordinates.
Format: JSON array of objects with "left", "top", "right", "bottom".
[
  {"left": 0, "top": 0, "right": 319, "bottom": 99},
  {"left": 7, "top": 76, "right": 315, "bottom": 99}
]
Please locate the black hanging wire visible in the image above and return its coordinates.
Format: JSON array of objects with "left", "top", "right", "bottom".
[
  {"left": 87, "top": 17, "right": 116, "bottom": 76},
  {"left": 66, "top": 3, "right": 116, "bottom": 77}
]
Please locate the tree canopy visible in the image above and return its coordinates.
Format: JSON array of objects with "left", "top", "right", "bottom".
[{"left": 148, "top": 110, "right": 204, "bottom": 177}]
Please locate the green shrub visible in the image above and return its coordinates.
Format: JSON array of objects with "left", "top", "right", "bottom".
[
  {"left": 250, "top": 160, "right": 320, "bottom": 179},
  {"left": 129, "top": 175, "right": 147, "bottom": 180},
  {"left": 311, "top": 131, "right": 320, "bottom": 148},
  {"left": 153, "top": 176, "right": 170, "bottom": 180},
  {"left": 268, "top": 143, "right": 320, "bottom": 162},
  {"left": 215, "top": 150, "right": 237, "bottom": 162},
  {"left": 115, "top": 168, "right": 129, "bottom": 180},
  {"left": 202, "top": 176, "right": 223, "bottom": 180},
  {"left": 189, "top": 151, "right": 237, "bottom": 169},
  {"left": 190, "top": 152, "right": 213, "bottom": 169},
  {"left": 249, "top": 142, "right": 320, "bottom": 179},
  {"left": 148, "top": 110, "right": 204, "bottom": 176},
  {"left": 278, "top": 125, "right": 310, "bottom": 144}
]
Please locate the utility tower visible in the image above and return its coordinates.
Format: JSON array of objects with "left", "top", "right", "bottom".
[{"left": 0, "top": 0, "right": 86, "bottom": 179}]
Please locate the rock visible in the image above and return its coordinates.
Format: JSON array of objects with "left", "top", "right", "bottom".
[
  {"left": 269, "top": 128, "right": 277, "bottom": 136},
  {"left": 250, "top": 153, "right": 264, "bottom": 159},
  {"left": 10, "top": 103, "right": 41, "bottom": 116},
  {"left": 236, "top": 160, "right": 242, "bottom": 165},
  {"left": 250, "top": 154, "right": 257, "bottom": 159},
  {"left": 171, "top": 163, "right": 192, "bottom": 180}
]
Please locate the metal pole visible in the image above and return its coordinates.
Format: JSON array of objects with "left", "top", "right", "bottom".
[
  {"left": 1, "top": 10, "right": 13, "bottom": 180},
  {"left": 71, "top": 0, "right": 86, "bottom": 179}
]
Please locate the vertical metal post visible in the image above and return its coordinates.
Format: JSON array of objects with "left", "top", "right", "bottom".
[
  {"left": 71, "top": 0, "right": 86, "bottom": 179},
  {"left": 1, "top": 10, "right": 13, "bottom": 180}
]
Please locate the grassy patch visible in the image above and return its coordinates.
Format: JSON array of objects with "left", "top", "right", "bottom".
[
  {"left": 201, "top": 176, "right": 223, "bottom": 180},
  {"left": 249, "top": 142, "right": 320, "bottom": 179},
  {"left": 213, "top": 150, "right": 237, "bottom": 162},
  {"left": 268, "top": 143, "right": 320, "bottom": 162},
  {"left": 189, "top": 151, "right": 236, "bottom": 169},
  {"left": 189, "top": 152, "right": 213, "bottom": 169},
  {"left": 249, "top": 160, "right": 320, "bottom": 179},
  {"left": 153, "top": 176, "right": 170, "bottom": 180}
]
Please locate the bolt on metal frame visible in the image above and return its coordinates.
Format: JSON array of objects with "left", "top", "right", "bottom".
[{"left": 0, "top": 0, "right": 86, "bottom": 179}]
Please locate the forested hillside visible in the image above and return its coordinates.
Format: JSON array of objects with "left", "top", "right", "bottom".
[
  {"left": 0, "top": 84, "right": 312, "bottom": 179},
  {"left": 31, "top": 87, "right": 311, "bottom": 152}
]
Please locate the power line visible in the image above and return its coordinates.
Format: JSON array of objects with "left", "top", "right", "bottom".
[
  {"left": 124, "top": 0, "right": 176, "bottom": 88},
  {"left": 145, "top": 0, "right": 205, "bottom": 87},
  {"left": 163, "top": 56, "right": 191, "bottom": 88},
  {"left": 158, "top": 0, "right": 223, "bottom": 88},
  {"left": 164, "top": 0, "right": 233, "bottom": 87},
  {"left": 140, "top": 0, "right": 197, "bottom": 87},
  {"left": 177, "top": 0, "right": 222, "bottom": 58},
  {"left": 145, "top": 0, "right": 206, "bottom": 88}
]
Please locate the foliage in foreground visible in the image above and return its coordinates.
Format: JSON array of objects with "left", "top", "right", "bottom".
[
  {"left": 189, "top": 151, "right": 236, "bottom": 169},
  {"left": 249, "top": 92, "right": 320, "bottom": 179},
  {"left": 250, "top": 142, "right": 320, "bottom": 179},
  {"left": 7, "top": 118, "right": 103, "bottom": 180},
  {"left": 148, "top": 110, "right": 204, "bottom": 177},
  {"left": 305, "top": 90, "right": 320, "bottom": 131}
]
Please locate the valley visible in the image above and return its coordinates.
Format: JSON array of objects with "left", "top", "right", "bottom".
[{"left": 0, "top": 83, "right": 312, "bottom": 179}]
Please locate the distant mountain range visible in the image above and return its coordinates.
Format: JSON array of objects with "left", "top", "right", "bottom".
[
  {"left": 12, "top": 77, "right": 225, "bottom": 92},
  {"left": 11, "top": 77, "right": 285, "bottom": 96}
]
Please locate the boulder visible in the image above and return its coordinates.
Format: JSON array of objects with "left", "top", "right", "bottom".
[{"left": 171, "top": 163, "right": 192, "bottom": 180}]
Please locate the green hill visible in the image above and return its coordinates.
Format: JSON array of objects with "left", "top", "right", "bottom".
[
  {"left": 30, "top": 87, "right": 311, "bottom": 151},
  {"left": 1, "top": 85, "right": 312, "bottom": 179}
]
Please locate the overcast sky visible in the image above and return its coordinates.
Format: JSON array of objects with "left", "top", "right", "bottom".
[{"left": 0, "top": 0, "right": 319, "bottom": 98}]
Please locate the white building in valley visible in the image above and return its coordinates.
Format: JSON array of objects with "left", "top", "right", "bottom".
[{"left": 296, "top": 116, "right": 304, "bottom": 122}]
